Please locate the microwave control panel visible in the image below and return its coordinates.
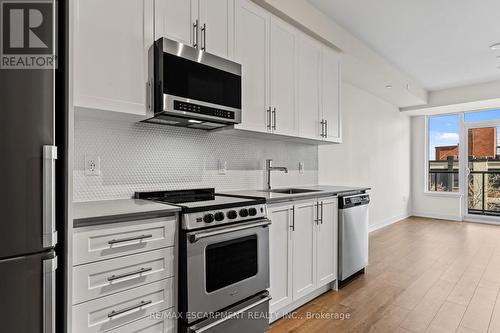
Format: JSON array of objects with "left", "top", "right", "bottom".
[{"left": 174, "top": 100, "right": 235, "bottom": 119}]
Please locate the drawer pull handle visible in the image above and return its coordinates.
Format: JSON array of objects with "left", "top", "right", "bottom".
[
  {"left": 107, "top": 300, "right": 152, "bottom": 318},
  {"left": 107, "top": 267, "right": 153, "bottom": 282},
  {"left": 108, "top": 234, "right": 153, "bottom": 245}
]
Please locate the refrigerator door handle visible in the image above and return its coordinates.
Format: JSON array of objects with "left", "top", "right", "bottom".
[
  {"left": 43, "top": 256, "right": 57, "bottom": 333},
  {"left": 43, "top": 145, "right": 58, "bottom": 248}
]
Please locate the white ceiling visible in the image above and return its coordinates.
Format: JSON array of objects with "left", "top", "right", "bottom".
[{"left": 308, "top": 0, "right": 500, "bottom": 91}]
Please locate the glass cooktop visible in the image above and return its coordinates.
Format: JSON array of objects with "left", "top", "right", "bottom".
[{"left": 135, "top": 188, "right": 265, "bottom": 213}]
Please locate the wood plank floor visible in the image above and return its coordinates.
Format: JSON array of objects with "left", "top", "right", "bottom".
[{"left": 269, "top": 217, "right": 500, "bottom": 333}]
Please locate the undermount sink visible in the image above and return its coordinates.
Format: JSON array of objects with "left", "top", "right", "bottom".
[{"left": 262, "top": 188, "right": 322, "bottom": 194}]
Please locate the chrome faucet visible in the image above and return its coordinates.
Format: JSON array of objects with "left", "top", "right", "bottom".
[{"left": 265, "top": 159, "right": 288, "bottom": 190}]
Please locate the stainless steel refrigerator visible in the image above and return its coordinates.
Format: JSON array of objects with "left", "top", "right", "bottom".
[{"left": 0, "top": 0, "right": 65, "bottom": 331}]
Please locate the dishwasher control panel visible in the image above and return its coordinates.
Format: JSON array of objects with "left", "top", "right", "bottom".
[{"left": 340, "top": 194, "right": 370, "bottom": 209}]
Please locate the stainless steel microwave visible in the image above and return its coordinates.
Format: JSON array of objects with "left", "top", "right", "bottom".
[{"left": 145, "top": 37, "right": 242, "bottom": 130}]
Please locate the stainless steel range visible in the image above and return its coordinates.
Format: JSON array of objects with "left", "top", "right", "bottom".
[{"left": 135, "top": 188, "right": 271, "bottom": 333}]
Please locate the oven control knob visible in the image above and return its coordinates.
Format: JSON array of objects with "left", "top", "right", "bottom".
[
  {"left": 248, "top": 208, "right": 257, "bottom": 216},
  {"left": 227, "top": 210, "right": 238, "bottom": 219},
  {"left": 214, "top": 212, "right": 225, "bottom": 221},
  {"left": 203, "top": 213, "right": 215, "bottom": 223},
  {"left": 239, "top": 208, "right": 249, "bottom": 218}
]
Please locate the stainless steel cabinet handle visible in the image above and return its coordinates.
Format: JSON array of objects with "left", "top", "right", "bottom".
[
  {"left": 267, "top": 107, "right": 272, "bottom": 130},
  {"left": 191, "top": 295, "right": 272, "bottom": 333},
  {"left": 108, "top": 234, "right": 153, "bottom": 245},
  {"left": 107, "top": 300, "right": 152, "bottom": 318},
  {"left": 43, "top": 145, "right": 58, "bottom": 248},
  {"left": 290, "top": 206, "right": 295, "bottom": 232},
  {"left": 189, "top": 220, "right": 271, "bottom": 243},
  {"left": 43, "top": 256, "right": 57, "bottom": 333},
  {"left": 107, "top": 267, "right": 153, "bottom": 282},
  {"left": 273, "top": 108, "right": 277, "bottom": 130},
  {"left": 193, "top": 20, "right": 199, "bottom": 48},
  {"left": 320, "top": 201, "right": 324, "bottom": 224},
  {"left": 320, "top": 120, "right": 325, "bottom": 138},
  {"left": 314, "top": 202, "right": 319, "bottom": 224},
  {"left": 324, "top": 120, "right": 328, "bottom": 138},
  {"left": 201, "top": 23, "right": 206, "bottom": 51}
]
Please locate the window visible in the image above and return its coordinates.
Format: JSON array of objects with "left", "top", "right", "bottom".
[
  {"left": 427, "top": 114, "right": 459, "bottom": 192},
  {"left": 464, "top": 109, "right": 500, "bottom": 122}
]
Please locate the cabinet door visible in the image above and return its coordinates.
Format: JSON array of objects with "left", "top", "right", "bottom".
[
  {"left": 316, "top": 198, "right": 338, "bottom": 287},
  {"left": 234, "top": 0, "right": 270, "bottom": 133},
  {"left": 292, "top": 201, "right": 317, "bottom": 300},
  {"left": 269, "top": 17, "right": 298, "bottom": 136},
  {"left": 74, "top": 0, "right": 153, "bottom": 115},
  {"left": 155, "top": 0, "right": 197, "bottom": 45},
  {"left": 322, "top": 47, "right": 342, "bottom": 142},
  {"left": 268, "top": 204, "right": 293, "bottom": 313},
  {"left": 297, "top": 34, "right": 321, "bottom": 139},
  {"left": 199, "top": 0, "right": 232, "bottom": 58}
]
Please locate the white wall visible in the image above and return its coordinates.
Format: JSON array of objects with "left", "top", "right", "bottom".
[
  {"left": 319, "top": 83, "right": 411, "bottom": 230},
  {"left": 410, "top": 116, "right": 462, "bottom": 220}
]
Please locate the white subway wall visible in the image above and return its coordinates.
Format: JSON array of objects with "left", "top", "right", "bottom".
[
  {"left": 319, "top": 83, "right": 411, "bottom": 229},
  {"left": 410, "top": 116, "right": 462, "bottom": 220}
]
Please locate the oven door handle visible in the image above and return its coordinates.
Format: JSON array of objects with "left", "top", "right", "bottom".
[
  {"left": 188, "top": 220, "right": 271, "bottom": 243},
  {"left": 189, "top": 295, "right": 272, "bottom": 333}
]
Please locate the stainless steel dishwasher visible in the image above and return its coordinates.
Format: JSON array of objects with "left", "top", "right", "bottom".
[{"left": 338, "top": 193, "right": 370, "bottom": 286}]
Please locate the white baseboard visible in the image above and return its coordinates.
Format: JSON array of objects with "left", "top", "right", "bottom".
[
  {"left": 411, "top": 211, "right": 462, "bottom": 221},
  {"left": 368, "top": 213, "right": 410, "bottom": 233}
]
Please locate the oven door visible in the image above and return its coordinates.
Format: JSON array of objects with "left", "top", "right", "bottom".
[{"left": 185, "top": 219, "right": 270, "bottom": 320}]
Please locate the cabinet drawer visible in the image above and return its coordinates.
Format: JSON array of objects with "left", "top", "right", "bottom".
[
  {"left": 107, "top": 309, "right": 175, "bottom": 333},
  {"left": 73, "top": 216, "right": 176, "bottom": 265},
  {"left": 73, "top": 247, "right": 175, "bottom": 304},
  {"left": 72, "top": 278, "right": 174, "bottom": 333}
]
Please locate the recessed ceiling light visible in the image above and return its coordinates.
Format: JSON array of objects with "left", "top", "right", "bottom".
[
  {"left": 188, "top": 119, "right": 202, "bottom": 123},
  {"left": 385, "top": 84, "right": 393, "bottom": 89},
  {"left": 490, "top": 43, "right": 500, "bottom": 50}
]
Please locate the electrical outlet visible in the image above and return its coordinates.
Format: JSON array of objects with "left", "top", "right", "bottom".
[
  {"left": 85, "top": 154, "right": 101, "bottom": 176},
  {"left": 218, "top": 160, "right": 227, "bottom": 175},
  {"left": 299, "top": 162, "right": 305, "bottom": 174}
]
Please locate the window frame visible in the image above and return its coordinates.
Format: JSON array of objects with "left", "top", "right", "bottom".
[{"left": 424, "top": 114, "right": 463, "bottom": 197}]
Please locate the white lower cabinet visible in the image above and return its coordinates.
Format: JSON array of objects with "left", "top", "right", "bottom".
[
  {"left": 268, "top": 205, "right": 293, "bottom": 313},
  {"left": 292, "top": 201, "right": 317, "bottom": 300},
  {"left": 316, "top": 198, "right": 338, "bottom": 287},
  {"left": 268, "top": 197, "right": 338, "bottom": 316},
  {"left": 72, "top": 215, "right": 178, "bottom": 333},
  {"left": 72, "top": 278, "right": 174, "bottom": 333}
]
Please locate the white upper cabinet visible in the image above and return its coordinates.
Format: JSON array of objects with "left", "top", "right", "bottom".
[
  {"left": 316, "top": 198, "right": 338, "bottom": 287},
  {"left": 297, "top": 34, "right": 322, "bottom": 140},
  {"left": 321, "top": 46, "right": 342, "bottom": 142},
  {"left": 234, "top": 0, "right": 270, "bottom": 133},
  {"left": 155, "top": 0, "right": 232, "bottom": 58},
  {"left": 73, "top": 0, "right": 154, "bottom": 115},
  {"left": 269, "top": 17, "right": 298, "bottom": 136},
  {"left": 72, "top": 0, "right": 341, "bottom": 142},
  {"left": 154, "top": 0, "right": 196, "bottom": 45},
  {"left": 198, "top": 0, "right": 232, "bottom": 58}
]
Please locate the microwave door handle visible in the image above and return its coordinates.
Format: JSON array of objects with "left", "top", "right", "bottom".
[{"left": 188, "top": 220, "right": 271, "bottom": 243}]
